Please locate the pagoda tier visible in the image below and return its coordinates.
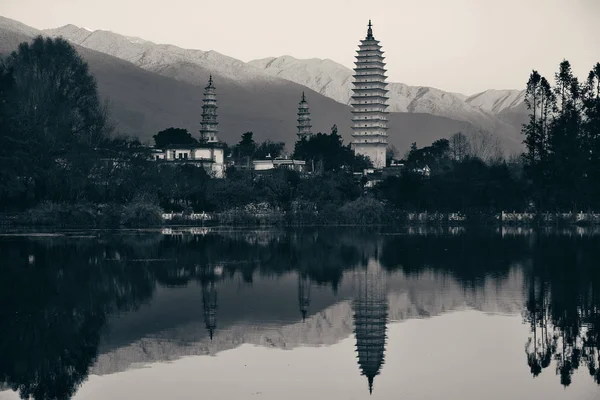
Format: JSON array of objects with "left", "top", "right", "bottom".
[
  {"left": 199, "top": 75, "right": 219, "bottom": 143},
  {"left": 350, "top": 21, "right": 389, "bottom": 169},
  {"left": 297, "top": 92, "right": 313, "bottom": 139}
]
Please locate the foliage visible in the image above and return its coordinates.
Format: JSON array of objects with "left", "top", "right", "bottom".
[
  {"left": 521, "top": 60, "right": 600, "bottom": 210},
  {"left": 153, "top": 127, "right": 197, "bottom": 148},
  {"left": 121, "top": 196, "right": 163, "bottom": 227},
  {"left": 293, "top": 124, "right": 372, "bottom": 172}
]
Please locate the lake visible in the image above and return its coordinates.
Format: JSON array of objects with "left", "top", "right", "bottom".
[{"left": 0, "top": 227, "right": 599, "bottom": 400}]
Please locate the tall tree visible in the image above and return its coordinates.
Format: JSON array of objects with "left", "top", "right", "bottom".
[
  {"left": 3, "top": 36, "right": 112, "bottom": 205},
  {"left": 549, "top": 60, "right": 584, "bottom": 209},
  {"left": 582, "top": 63, "right": 600, "bottom": 206},
  {"left": 449, "top": 132, "right": 471, "bottom": 162}
]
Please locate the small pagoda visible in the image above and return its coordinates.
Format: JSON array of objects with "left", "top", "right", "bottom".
[
  {"left": 350, "top": 20, "right": 389, "bottom": 169},
  {"left": 297, "top": 92, "right": 313, "bottom": 139},
  {"left": 200, "top": 75, "right": 219, "bottom": 143}
]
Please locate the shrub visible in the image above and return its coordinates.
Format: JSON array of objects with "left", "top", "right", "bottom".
[
  {"left": 121, "top": 199, "right": 163, "bottom": 228},
  {"left": 338, "top": 197, "right": 386, "bottom": 225}
]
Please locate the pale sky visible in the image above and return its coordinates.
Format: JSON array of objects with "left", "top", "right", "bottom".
[{"left": 1, "top": 0, "right": 599, "bottom": 94}]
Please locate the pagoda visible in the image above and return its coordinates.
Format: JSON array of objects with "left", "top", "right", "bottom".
[
  {"left": 297, "top": 92, "right": 313, "bottom": 139},
  {"left": 200, "top": 75, "right": 219, "bottom": 143},
  {"left": 352, "top": 260, "right": 388, "bottom": 395},
  {"left": 350, "top": 20, "right": 389, "bottom": 169}
]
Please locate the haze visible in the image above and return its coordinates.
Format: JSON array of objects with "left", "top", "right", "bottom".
[{"left": 1, "top": 0, "right": 599, "bottom": 94}]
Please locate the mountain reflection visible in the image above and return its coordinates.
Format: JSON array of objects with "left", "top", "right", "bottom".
[{"left": 0, "top": 228, "right": 599, "bottom": 399}]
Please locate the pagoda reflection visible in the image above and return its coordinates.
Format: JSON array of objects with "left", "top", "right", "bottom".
[
  {"left": 352, "top": 259, "right": 388, "bottom": 395},
  {"left": 298, "top": 273, "right": 311, "bottom": 322},
  {"left": 201, "top": 265, "right": 223, "bottom": 340}
]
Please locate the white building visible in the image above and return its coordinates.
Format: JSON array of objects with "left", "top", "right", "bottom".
[
  {"left": 252, "top": 157, "right": 306, "bottom": 172},
  {"left": 153, "top": 144, "right": 226, "bottom": 178}
]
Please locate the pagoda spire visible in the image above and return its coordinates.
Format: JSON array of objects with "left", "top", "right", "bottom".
[
  {"left": 200, "top": 75, "right": 219, "bottom": 143},
  {"left": 297, "top": 92, "right": 313, "bottom": 139},
  {"left": 351, "top": 20, "right": 389, "bottom": 169}
]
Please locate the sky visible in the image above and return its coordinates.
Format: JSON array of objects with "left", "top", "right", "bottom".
[{"left": 1, "top": 0, "right": 599, "bottom": 95}]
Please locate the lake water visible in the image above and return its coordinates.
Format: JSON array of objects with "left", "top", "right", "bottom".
[{"left": 1, "top": 227, "right": 599, "bottom": 400}]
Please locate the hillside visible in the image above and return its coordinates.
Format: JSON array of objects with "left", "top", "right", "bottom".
[
  {"left": 0, "top": 16, "right": 522, "bottom": 153},
  {"left": 249, "top": 55, "right": 528, "bottom": 138}
]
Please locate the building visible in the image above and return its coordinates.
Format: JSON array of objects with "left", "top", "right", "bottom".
[
  {"left": 252, "top": 157, "right": 306, "bottom": 172},
  {"left": 153, "top": 144, "right": 225, "bottom": 178},
  {"left": 152, "top": 76, "right": 226, "bottom": 178},
  {"left": 351, "top": 20, "right": 389, "bottom": 169},
  {"left": 297, "top": 92, "right": 313, "bottom": 139}
]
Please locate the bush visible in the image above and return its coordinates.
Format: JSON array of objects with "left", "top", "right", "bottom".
[
  {"left": 20, "top": 202, "right": 98, "bottom": 227},
  {"left": 121, "top": 199, "right": 163, "bottom": 228},
  {"left": 338, "top": 197, "right": 386, "bottom": 225}
]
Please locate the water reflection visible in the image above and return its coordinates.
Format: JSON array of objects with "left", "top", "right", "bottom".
[
  {"left": 0, "top": 227, "right": 599, "bottom": 399},
  {"left": 352, "top": 261, "right": 388, "bottom": 394}
]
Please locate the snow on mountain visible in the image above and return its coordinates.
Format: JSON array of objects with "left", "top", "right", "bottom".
[
  {"left": 466, "top": 89, "right": 526, "bottom": 113},
  {"left": 249, "top": 55, "right": 526, "bottom": 138},
  {"left": 43, "top": 25, "right": 275, "bottom": 84}
]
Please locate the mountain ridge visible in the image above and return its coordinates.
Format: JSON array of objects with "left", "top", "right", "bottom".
[{"left": 0, "top": 16, "right": 525, "bottom": 153}]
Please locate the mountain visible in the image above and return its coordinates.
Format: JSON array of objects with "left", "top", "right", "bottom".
[
  {"left": 249, "top": 55, "right": 528, "bottom": 140},
  {"left": 0, "top": 16, "right": 523, "bottom": 153}
]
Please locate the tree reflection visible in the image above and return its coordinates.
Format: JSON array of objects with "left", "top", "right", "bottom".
[
  {"left": 522, "top": 234, "right": 600, "bottom": 387},
  {"left": 2, "top": 228, "right": 600, "bottom": 399}
]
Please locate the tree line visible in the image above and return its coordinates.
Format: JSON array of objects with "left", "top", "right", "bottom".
[
  {"left": 3, "top": 35, "right": 600, "bottom": 225},
  {"left": 522, "top": 61, "right": 600, "bottom": 211}
]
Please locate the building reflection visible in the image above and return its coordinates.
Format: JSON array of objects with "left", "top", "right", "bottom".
[
  {"left": 352, "top": 260, "right": 388, "bottom": 394},
  {"left": 298, "top": 273, "right": 311, "bottom": 322}
]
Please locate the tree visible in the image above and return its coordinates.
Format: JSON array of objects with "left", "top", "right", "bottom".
[
  {"left": 582, "top": 63, "right": 600, "bottom": 206},
  {"left": 523, "top": 71, "right": 542, "bottom": 166},
  {"left": 465, "top": 131, "right": 503, "bottom": 164},
  {"left": 2, "top": 36, "right": 112, "bottom": 206},
  {"left": 230, "top": 131, "right": 257, "bottom": 167},
  {"left": 254, "top": 140, "right": 285, "bottom": 159},
  {"left": 293, "top": 124, "right": 371, "bottom": 173},
  {"left": 405, "top": 139, "right": 450, "bottom": 173},
  {"left": 386, "top": 144, "right": 399, "bottom": 166},
  {"left": 6, "top": 36, "right": 110, "bottom": 153},
  {"left": 548, "top": 60, "right": 584, "bottom": 209},
  {"left": 153, "top": 127, "right": 197, "bottom": 148},
  {"left": 449, "top": 132, "right": 470, "bottom": 162}
]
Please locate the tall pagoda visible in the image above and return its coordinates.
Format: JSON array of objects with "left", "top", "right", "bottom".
[
  {"left": 200, "top": 75, "right": 219, "bottom": 143},
  {"left": 297, "top": 92, "right": 313, "bottom": 139},
  {"left": 350, "top": 20, "right": 389, "bottom": 169},
  {"left": 352, "top": 260, "right": 388, "bottom": 395}
]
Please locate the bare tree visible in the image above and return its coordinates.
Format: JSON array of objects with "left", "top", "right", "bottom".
[
  {"left": 465, "top": 130, "right": 504, "bottom": 164},
  {"left": 449, "top": 132, "right": 471, "bottom": 161}
]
